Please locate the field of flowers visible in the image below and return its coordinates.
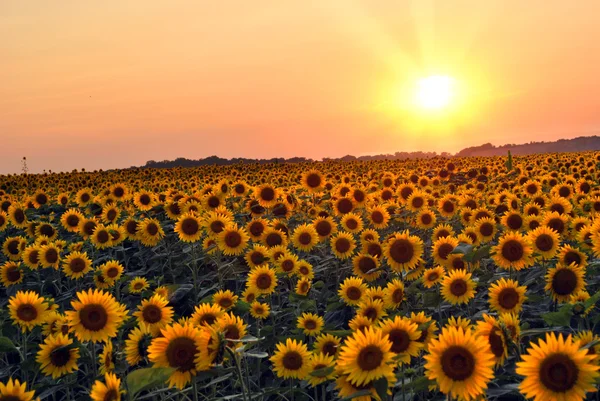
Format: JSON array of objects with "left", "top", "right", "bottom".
[{"left": 1, "top": 152, "right": 600, "bottom": 401}]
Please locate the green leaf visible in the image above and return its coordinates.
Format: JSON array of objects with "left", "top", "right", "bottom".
[
  {"left": 541, "top": 304, "right": 573, "bottom": 327},
  {"left": 450, "top": 243, "right": 473, "bottom": 255},
  {"left": 126, "top": 367, "right": 176, "bottom": 396},
  {"left": 340, "top": 389, "right": 373, "bottom": 400},
  {"left": 373, "top": 377, "right": 389, "bottom": 401},
  {"left": 423, "top": 292, "right": 441, "bottom": 308},
  {"left": 310, "top": 366, "right": 334, "bottom": 378},
  {"left": 0, "top": 337, "right": 18, "bottom": 354},
  {"left": 471, "top": 245, "right": 492, "bottom": 262},
  {"left": 243, "top": 350, "right": 269, "bottom": 359},
  {"left": 584, "top": 290, "right": 600, "bottom": 309},
  {"left": 505, "top": 150, "right": 513, "bottom": 171}
]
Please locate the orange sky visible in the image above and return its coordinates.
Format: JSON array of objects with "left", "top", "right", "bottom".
[{"left": 1, "top": 1, "right": 599, "bottom": 173}]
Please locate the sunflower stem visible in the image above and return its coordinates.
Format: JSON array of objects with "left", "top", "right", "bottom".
[
  {"left": 226, "top": 347, "right": 249, "bottom": 401},
  {"left": 90, "top": 341, "right": 98, "bottom": 378},
  {"left": 192, "top": 377, "right": 199, "bottom": 401}
]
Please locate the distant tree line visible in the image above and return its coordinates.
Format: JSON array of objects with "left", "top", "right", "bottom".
[{"left": 136, "top": 135, "right": 600, "bottom": 169}]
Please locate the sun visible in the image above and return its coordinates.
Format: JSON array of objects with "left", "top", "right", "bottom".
[{"left": 415, "top": 75, "right": 455, "bottom": 110}]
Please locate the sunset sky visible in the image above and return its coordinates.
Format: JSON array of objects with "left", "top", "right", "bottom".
[{"left": 1, "top": 1, "right": 599, "bottom": 174}]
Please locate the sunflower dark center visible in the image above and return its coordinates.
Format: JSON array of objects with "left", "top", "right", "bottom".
[
  {"left": 45, "top": 248, "right": 59, "bottom": 263},
  {"left": 367, "top": 243, "right": 383, "bottom": 258},
  {"left": 224, "top": 231, "right": 242, "bottom": 248},
  {"left": 539, "top": 353, "right": 579, "bottom": 392},
  {"left": 6, "top": 265, "right": 21, "bottom": 282},
  {"left": 427, "top": 272, "right": 439, "bottom": 282},
  {"left": 304, "top": 320, "right": 317, "bottom": 330},
  {"left": 506, "top": 214, "right": 523, "bottom": 229},
  {"left": 357, "top": 345, "right": 384, "bottom": 371},
  {"left": 7, "top": 240, "right": 19, "bottom": 255},
  {"left": 421, "top": 213, "right": 432, "bottom": 225},
  {"left": 346, "top": 218, "right": 358, "bottom": 230},
  {"left": 306, "top": 173, "right": 321, "bottom": 188},
  {"left": 363, "top": 307, "right": 378, "bottom": 321},
  {"left": 336, "top": 198, "right": 353, "bottom": 214},
  {"left": 298, "top": 232, "right": 312, "bottom": 245},
  {"left": 219, "top": 298, "right": 233, "bottom": 308},
  {"left": 50, "top": 347, "right": 71, "bottom": 367},
  {"left": 210, "top": 221, "right": 225, "bottom": 234},
  {"left": 79, "top": 304, "right": 108, "bottom": 331},
  {"left": 552, "top": 269, "right": 578, "bottom": 296},
  {"left": 13, "top": 209, "right": 25, "bottom": 223},
  {"left": 412, "top": 197, "right": 424, "bottom": 208},
  {"left": 489, "top": 328, "right": 505, "bottom": 358},
  {"left": 346, "top": 286, "right": 362, "bottom": 301},
  {"left": 388, "top": 329, "right": 410, "bottom": 353},
  {"left": 40, "top": 224, "right": 54, "bottom": 237},
  {"left": 146, "top": 223, "right": 159, "bottom": 236},
  {"left": 142, "top": 305, "right": 163, "bottom": 323},
  {"left": 315, "top": 221, "right": 332, "bottom": 236},
  {"left": 547, "top": 219, "right": 565, "bottom": 234},
  {"left": 282, "top": 351, "right": 303, "bottom": 370},
  {"left": 437, "top": 243, "right": 454, "bottom": 260},
  {"left": 126, "top": 221, "right": 138, "bottom": 235},
  {"left": 392, "top": 289, "right": 404, "bottom": 304},
  {"left": 260, "top": 187, "right": 275, "bottom": 201},
  {"left": 224, "top": 324, "right": 240, "bottom": 341},
  {"left": 322, "top": 341, "right": 337, "bottom": 356},
  {"left": 389, "top": 239, "right": 414, "bottom": 264},
  {"left": 166, "top": 337, "right": 197, "bottom": 372},
  {"left": 66, "top": 215, "right": 80, "bottom": 227},
  {"left": 450, "top": 279, "right": 468, "bottom": 296},
  {"left": 179, "top": 218, "right": 199, "bottom": 236},
  {"left": 70, "top": 258, "right": 87, "bottom": 273},
  {"left": 371, "top": 211, "right": 384, "bottom": 224},
  {"left": 498, "top": 288, "right": 519, "bottom": 310},
  {"left": 139, "top": 194, "right": 151, "bottom": 205},
  {"left": 358, "top": 257, "right": 376, "bottom": 274},
  {"left": 442, "top": 201, "right": 455, "bottom": 213},
  {"left": 436, "top": 229, "right": 451, "bottom": 240},
  {"left": 501, "top": 239, "right": 524, "bottom": 262},
  {"left": 199, "top": 313, "right": 216, "bottom": 326},
  {"left": 535, "top": 234, "right": 554, "bottom": 252},
  {"left": 266, "top": 233, "right": 283, "bottom": 247},
  {"left": 335, "top": 238, "right": 351, "bottom": 254},
  {"left": 281, "top": 260, "right": 294, "bottom": 272},
  {"left": 479, "top": 222, "right": 494, "bottom": 237},
  {"left": 256, "top": 273, "right": 273, "bottom": 290},
  {"left": 17, "top": 304, "right": 37, "bottom": 322},
  {"left": 564, "top": 251, "right": 581, "bottom": 267},
  {"left": 441, "top": 345, "right": 475, "bottom": 381},
  {"left": 97, "top": 230, "right": 110, "bottom": 244}
]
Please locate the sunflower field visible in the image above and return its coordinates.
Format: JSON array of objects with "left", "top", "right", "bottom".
[{"left": 1, "top": 152, "right": 600, "bottom": 401}]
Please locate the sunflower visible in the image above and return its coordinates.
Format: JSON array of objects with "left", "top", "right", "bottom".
[
  {"left": 9, "top": 290, "right": 50, "bottom": 332},
  {"left": 441, "top": 269, "right": 476, "bottom": 305},
  {"left": 39, "top": 243, "right": 61, "bottom": 269},
  {"left": 133, "top": 190, "right": 155, "bottom": 211},
  {"left": 384, "top": 231, "right": 423, "bottom": 272},
  {"left": 330, "top": 231, "right": 357, "bottom": 260},
  {"left": 306, "top": 352, "right": 337, "bottom": 387},
  {"left": 488, "top": 277, "right": 527, "bottom": 314},
  {"left": 528, "top": 226, "right": 560, "bottom": 259},
  {"left": 95, "top": 261, "right": 122, "bottom": 285},
  {"left": 249, "top": 301, "right": 270, "bottom": 320},
  {"left": 295, "top": 277, "right": 312, "bottom": 296},
  {"left": 36, "top": 333, "right": 79, "bottom": 378},
  {"left": 21, "top": 245, "right": 40, "bottom": 270},
  {"left": 367, "top": 206, "right": 391, "bottom": 229},
  {"left": 290, "top": 224, "right": 319, "bottom": 252},
  {"left": 270, "top": 338, "right": 312, "bottom": 379},
  {"left": 0, "top": 378, "right": 37, "bottom": 401},
  {"left": 129, "top": 277, "right": 149, "bottom": 293},
  {"left": 432, "top": 223, "right": 456, "bottom": 241},
  {"left": 174, "top": 213, "right": 203, "bottom": 243},
  {"left": 124, "top": 326, "right": 153, "bottom": 366},
  {"left": 333, "top": 196, "right": 355, "bottom": 216},
  {"left": 471, "top": 217, "right": 496, "bottom": 244},
  {"left": 542, "top": 211, "right": 569, "bottom": 236},
  {"left": 134, "top": 295, "right": 174, "bottom": 335},
  {"left": 422, "top": 266, "right": 445, "bottom": 288},
  {"left": 499, "top": 312, "right": 521, "bottom": 342},
  {"left": 415, "top": 208, "right": 437, "bottom": 229},
  {"left": 357, "top": 299, "right": 387, "bottom": 323},
  {"left": 217, "top": 312, "right": 247, "bottom": 347},
  {"left": 446, "top": 316, "right": 473, "bottom": 331},
  {"left": 516, "top": 332, "right": 599, "bottom": 401},
  {"left": 122, "top": 218, "right": 140, "bottom": 240},
  {"left": 148, "top": 323, "right": 204, "bottom": 389},
  {"left": 383, "top": 278, "right": 405, "bottom": 309},
  {"left": 297, "top": 313, "right": 324, "bottom": 336},
  {"left": 0, "top": 261, "right": 24, "bottom": 287},
  {"left": 35, "top": 222, "right": 57, "bottom": 241},
  {"left": 337, "top": 326, "right": 395, "bottom": 386},
  {"left": 574, "top": 330, "right": 600, "bottom": 358},
  {"left": 500, "top": 211, "right": 524, "bottom": 232},
  {"left": 558, "top": 244, "right": 588, "bottom": 268},
  {"left": 424, "top": 326, "right": 495, "bottom": 401},
  {"left": 244, "top": 244, "right": 270, "bottom": 269},
  {"left": 432, "top": 236, "right": 459, "bottom": 267},
  {"left": 492, "top": 232, "right": 534, "bottom": 271},
  {"left": 3, "top": 236, "right": 26, "bottom": 261},
  {"left": 66, "top": 289, "right": 127, "bottom": 343},
  {"left": 348, "top": 315, "right": 375, "bottom": 333},
  {"left": 101, "top": 205, "right": 121, "bottom": 224},
  {"left": 274, "top": 252, "right": 297, "bottom": 276},
  {"left": 475, "top": 314, "right": 508, "bottom": 366},
  {"left": 0, "top": 211, "right": 8, "bottom": 232},
  {"left": 247, "top": 265, "right": 277, "bottom": 295},
  {"left": 206, "top": 291, "right": 235, "bottom": 312},
  {"left": 99, "top": 341, "right": 115, "bottom": 374},
  {"left": 352, "top": 253, "right": 381, "bottom": 282},
  {"left": 341, "top": 213, "right": 364, "bottom": 234},
  {"left": 312, "top": 333, "right": 340, "bottom": 357},
  {"left": 61, "top": 251, "right": 92, "bottom": 279},
  {"left": 296, "top": 260, "right": 314, "bottom": 280},
  {"left": 545, "top": 263, "right": 586, "bottom": 302},
  {"left": 90, "top": 372, "right": 123, "bottom": 401},
  {"left": 339, "top": 276, "right": 367, "bottom": 306},
  {"left": 7, "top": 204, "right": 28, "bottom": 228},
  {"left": 261, "top": 228, "right": 288, "bottom": 248},
  {"left": 191, "top": 303, "right": 224, "bottom": 327},
  {"left": 379, "top": 316, "right": 423, "bottom": 365},
  {"left": 137, "top": 218, "right": 165, "bottom": 246},
  {"left": 255, "top": 184, "right": 279, "bottom": 207}
]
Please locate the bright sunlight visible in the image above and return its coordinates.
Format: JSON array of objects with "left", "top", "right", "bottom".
[{"left": 415, "top": 75, "right": 456, "bottom": 110}]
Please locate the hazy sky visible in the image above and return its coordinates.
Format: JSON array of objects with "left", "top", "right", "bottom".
[{"left": 1, "top": 1, "right": 599, "bottom": 173}]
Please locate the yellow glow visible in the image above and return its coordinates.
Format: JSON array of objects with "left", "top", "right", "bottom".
[{"left": 415, "top": 75, "right": 455, "bottom": 110}]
